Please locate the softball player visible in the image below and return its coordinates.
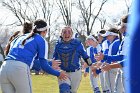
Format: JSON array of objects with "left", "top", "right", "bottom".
[
  {"left": 95, "top": 15, "right": 129, "bottom": 93},
  {"left": 84, "top": 35, "right": 101, "bottom": 93},
  {"left": 103, "top": 28, "right": 121, "bottom": 93},
  {"left": 53, "top": 26, "right": 93, "bottom": 93},
  {"left": 0, "top": 19, "right": 68, "bottom": 93},
  {"left": 114, "top": 15, "right": 129, "bottom": 93},
  {"left": 97, "top": 30, "right": 111, "bottom": 93},
  {"left": 4, "top": 22, "right": 42, "bottom": 75}
]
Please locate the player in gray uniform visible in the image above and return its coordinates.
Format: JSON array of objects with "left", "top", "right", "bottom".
[{"left": 97, "top": 30, "right": 111, "bottom": 93}]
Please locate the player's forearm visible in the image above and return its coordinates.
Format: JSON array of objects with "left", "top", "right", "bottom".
[
  {"left": 110, "top": 63, "right": 122, "bottom": 69},
  {"left": 40, "top": 58, "right": 60, "bottom": 77}
]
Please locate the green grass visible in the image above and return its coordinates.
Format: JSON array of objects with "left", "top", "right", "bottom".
[
  {"left": 0, "top": 74, "right": 94, "bottom": 93},
  {"left": 32, "top": 74, "right": 93, "bottom": 93}
]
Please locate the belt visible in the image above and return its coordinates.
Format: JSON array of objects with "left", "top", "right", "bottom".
[{"left": 65, "top": 68, "right": 80, "bottom": 72}]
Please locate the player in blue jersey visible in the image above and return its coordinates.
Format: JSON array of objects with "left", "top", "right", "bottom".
[
  {"left": 4, "top": 22, "right": 42, "bottom": 75},
  {"left": 95, "top": 15, "right": 129, "bottom": 93},
  {"left": 96, "top": 15, "right": 129, "bottom": 69},
  {"left": 101, "top": 28, "right": 121, "bottom": 93},
  {"left": 53, "top": 26, "right": 94, "bottom": 93},
  {"left": 0, "top": 19, "right": 68, "bottom": 93},
  {"left": 84, "top": 35, "right": 101, "bottom": 93},
  {"left": 97, "top": 29, "right": 111, "bottom": 93}
]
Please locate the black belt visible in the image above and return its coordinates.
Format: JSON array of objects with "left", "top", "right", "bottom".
[{"left": 65, "top": 68, "right": 80, "bottom": 72}]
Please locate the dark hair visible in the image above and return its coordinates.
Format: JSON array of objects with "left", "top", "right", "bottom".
[
  {"left": 4, "top": 31, "right": 20, "bottom": 55},
  {"left": 22, "top": 19, "right": 47, "bottom": 45},
  {"left": 34, "top": 19, "right": 47, "bottom": 30},
  {"left": 121, "top": 15, "right": 129, "bottom": 23},
  {"left": 5, "top": 22, "right": 33, "bottom": 55},
  {"left": 108, "top": 27, "right": 118, "bottom": 34},
  {"left": 99, "top": 29, "right": 106, "bottom": 34},
  {"left": 118, "top": 31, "right": 122, "bottom": 41},
  {"left": 92, "top": 34, "right": 98, "bottom": 41},
  {"left": 108, "top": 27, "right": 123, "bottom": 41},
  {"left": 22, "top": 22, "right": 33, "bottom": 34}
]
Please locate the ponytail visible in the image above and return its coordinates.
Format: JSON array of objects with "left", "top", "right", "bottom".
[
  {"left": 4, "top": 31, "right": 20, "bottom": 55},
  {"left": 119, "top": 31, "right": 122, "bottom": 41},
  {"left": 21, "top": 30, "right": 35, "bottom": 45},
  {"left": 9, "top": 31, "right": 20, "bottom": 41}
]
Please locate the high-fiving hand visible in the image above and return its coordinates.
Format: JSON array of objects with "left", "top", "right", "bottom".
[
  {"left": 51, "top": 59, "right": 61, "bottom": 70},
  {"left": 58, "top": 71, "right": 68, "bottom": 80},
  {"left": 94, "top": 52, "right": 104, "bottom": 61}
]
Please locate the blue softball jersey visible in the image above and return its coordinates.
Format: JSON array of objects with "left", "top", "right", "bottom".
[{"left": 5, "top": 33, "right": 60, "bottom": 76}]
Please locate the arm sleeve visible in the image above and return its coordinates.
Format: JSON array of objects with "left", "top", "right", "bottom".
[
  {"left": 119, "top": 61, "right": 124, "bottom": 67},
  {"left": 104, "top": 55, "right": 124, "bottom": 63},
  {"left": 36, "top": 37, "right": 60, "bottom": 76},
  {"left": 78, "top": 43, "right": 92, "bottom": 66},
  {"left": 87, "top": 47, "right": 96, "bottom": 63},
  {"left": 118, "top": 60, "right": 125, "bottom": 67},
  {"left": 78, "top": 43, "right": 89, "bottom": 59},
  {"left": 37, "top": 37, "right": 48, "bottom": 59},
  {"left": 40, "top": 58, "right": 60, "bottom": 77},
  {"left": 48, "top": 61, "right": 52, "bottom": 66}
]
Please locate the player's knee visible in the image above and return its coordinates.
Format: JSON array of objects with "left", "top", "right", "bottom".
[{"left": 59, "top": 83, "right": 71, "bottom": 93}]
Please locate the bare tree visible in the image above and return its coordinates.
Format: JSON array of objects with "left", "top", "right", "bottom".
[
  {"left": 77, "top": 0, "right": 108, "bottom": 35},
  {"left": 97, "top": 14, "right": 107, "bottom": 29},
  {"left": 2, "top": 0, "right": 55, "bottom": 25},
  {"left": 2, "top": 0, "right": 29, "bottom": 25},
  {"left": 2, "top": 0, "right": 60, "bottom": 58},
  {"left": 0, "top": 28, "right": 11, "bottom": 60},
  {"left": 56, "top": 0, "right": 72, "bottom": 26},
  {"left": 124, "top": 0, "right": 132, "bottom": 13},
  {"left": 74, "top": 20, "right": 85, "bottom": 36}
]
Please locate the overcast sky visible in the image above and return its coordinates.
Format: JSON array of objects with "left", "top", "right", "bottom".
[{"left": 0, "top": 0, "right": 132, "bottom": 33}]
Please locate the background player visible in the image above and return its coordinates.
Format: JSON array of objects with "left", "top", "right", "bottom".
[{"left": 84, "top": 35, "right": 101, "bottom": 93}]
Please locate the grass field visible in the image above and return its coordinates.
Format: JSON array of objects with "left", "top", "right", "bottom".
[
  {"left": 32, "top": 74, "right": 93, "bottom": 93},
  {"left": 0, "top": 74, "right": 97, "bottom": 93}
]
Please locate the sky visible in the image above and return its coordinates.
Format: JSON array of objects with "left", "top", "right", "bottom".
[{"left": 0, "top": 0, "right": 132, "bottom": 33}]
